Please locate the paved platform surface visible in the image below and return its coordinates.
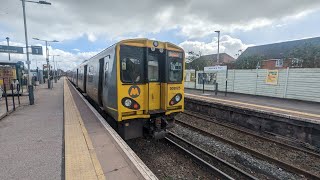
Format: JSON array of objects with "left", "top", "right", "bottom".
[
  {"left": 0, "top": 80, "right": 64, "bottom": 179},
  {"left": 64, "top": 80, "right": 104, "bottom": 180},
  {"left": 66, "top": 79, "right": 157, "bottom": 180},
  {"left": 185, "top": 89, "right": 320, "bottom": 122},
  {"left": 0, "top": 78, "right": 157, "bottom": 180}
]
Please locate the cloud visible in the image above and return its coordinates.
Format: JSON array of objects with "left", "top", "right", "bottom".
[
  {"left": 1, "top": 0, "right": 320, "bottom": 42},
  {"left": 179, "top": 35, "right": 251, "bottom": 58},
  {"left": 0, "top": 41, "right": 97, "bottom": 71}
]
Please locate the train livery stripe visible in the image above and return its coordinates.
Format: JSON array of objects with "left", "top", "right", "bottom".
[
  {"left": 64, "top": 79, "right": 105, "bottom": 180},
  {"left": 185, "top": 93, "right": 320, "bottom": 120}
]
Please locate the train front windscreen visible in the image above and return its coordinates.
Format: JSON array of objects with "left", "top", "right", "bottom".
[{"left": 120, "top": 45, "right": 183, "bottom": 83}]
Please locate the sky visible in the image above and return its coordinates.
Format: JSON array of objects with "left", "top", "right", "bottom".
[{"left": 1, "top": 0, "right": 320, "bottom": 70}]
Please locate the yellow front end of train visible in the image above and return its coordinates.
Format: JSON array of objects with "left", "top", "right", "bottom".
[{"left": 115, "top": 39, "right": 184, "bottom": 139}]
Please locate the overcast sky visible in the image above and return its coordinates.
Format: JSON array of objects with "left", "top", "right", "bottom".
[{"left": 1, "top": 0, "right": 320, "bottom": 70}]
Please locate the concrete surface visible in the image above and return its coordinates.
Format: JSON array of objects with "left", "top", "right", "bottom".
[
  {"left": 67, "top": 80, "right": 157, "bottom": 180},
  {"left": 64, "top": 79, "right": 105, "bottom": 180},
  {"left": 67, "top": 81, "right": 140, "bottom": 180},
  {"left": 185, "top": 89, "right": 320, "bottom": 115},
  {"left": 0, "top": 80, "right": 64, "bottom": 180}
]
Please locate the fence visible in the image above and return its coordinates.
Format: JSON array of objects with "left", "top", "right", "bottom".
[
  {"left": 184, "top": 68, "right": 320, "bottom": 103},
  {"left": 0, "top": 78, "right": 21, "bottom": 118}
]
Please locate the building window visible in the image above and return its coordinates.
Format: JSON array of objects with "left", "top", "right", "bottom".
[
  {"left": 275, "top": 59, "right": 283, "bottom": 67},
  {"left": 291, "top": 58, "right": 303, "bottom": 67}
]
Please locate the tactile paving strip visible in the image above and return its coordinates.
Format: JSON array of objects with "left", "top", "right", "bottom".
[{"left": 64, "top": 79, "right": 105, "bottom": 180}]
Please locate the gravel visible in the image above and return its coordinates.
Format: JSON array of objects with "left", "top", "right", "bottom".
[
  {"left": 176, "top": 113, "right": 320, "bottom": 177},
  {"left": 171, "top": 123, "right": 304, "bottom": 180},
  {"left": 127, "top": 138, "right": 217, "bottom": 180}
]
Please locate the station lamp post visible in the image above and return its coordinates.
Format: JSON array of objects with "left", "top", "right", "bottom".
[
  {"left": 33, "top": 38, "right": 58, "bottom": 89},
  {"left": 49, "top": 54, "right": 60, "bottom": 84},
  {"left": 21, "top": 0, "right": 51, "bottom": 88},
  {"left": 6, "top": 37, "right": 10, "bottom": 61},
  {"left": 215, "top": 30, "right": 220, "bottom": 64}
]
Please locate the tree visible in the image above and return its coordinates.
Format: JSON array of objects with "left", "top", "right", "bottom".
[
  {"left": 287, "top": 43, "right": 320, "bottom": 68},
  {"left": 234, "top": 55, "right": 264, "bottom": 69},
  {"left": 186, "top": 51, "right": 201, "bottom": 63},
  {"left": 185, "top": 51, "right": 202, "bottom": 70}
]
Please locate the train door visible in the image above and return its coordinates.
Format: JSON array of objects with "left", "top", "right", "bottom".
[
  {"left": 102, "top": 55, "right": 110, "bottom": 109},
  {"left": 83, "top": 65, "right": 87, "bottom": 93},
  {"left": 98, "top": 58, "right": 104, "bottom": 106},
  {"left": 76, "top": 68, "right": 79, "bottom": 86},
  {"left": 147, "top": 48, "right": 163, "bottom": 111}
]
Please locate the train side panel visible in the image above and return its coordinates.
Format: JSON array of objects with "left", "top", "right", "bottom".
[
  {"left": 77, "top": 62, "right": 88, "bottom": 92},
  {"left": 86, "top": 58, "right": 100, "bottom": 104},
  {"left": 101, "top": 45, "right": 118, "bottom": 120}
]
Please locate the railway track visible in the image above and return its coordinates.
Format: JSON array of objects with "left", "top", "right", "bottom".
[
  {"left": 174, "top": 114, "right": 320, "bottom": 180},
  {"left": 165, "top": 132, "right": 258, "bottom": 180},
  {"left": 183, "top": 110, "right": 320, "bottom": 156}
]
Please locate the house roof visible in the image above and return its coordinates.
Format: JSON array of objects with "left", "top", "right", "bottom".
[
  {"left": 239, "top": 36, "right": 320, "bottom": 59},
  {"left": 193, "top": 53, "right": 234, "bottom": 62}
]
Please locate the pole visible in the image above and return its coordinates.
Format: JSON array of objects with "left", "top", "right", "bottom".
[
  {"left": 225, "top": 67, "right": 228, "bottom": 97},
  {"left": 11, "top": 83, "right": 15, "bottom": 111},
  {"left": 217, "top": 31, "right": 220, "bottom": 64},
  {"left": 55, "top": 60, "right": 58, "bottom": 81},
  {"left": 17, "top": 84, "right": 21, "bottom": 105},
  {"left": 6, "top": 37, "right": 11, "bottom": 61},
  {"left": 3, "top": 79, "right": 8, "bottom": 112},
  {"left": 202, "top": 72, "right": 205, "bottom": 94},
  {"left": 53, "top": 56, "right": 56, "bottom": 83},
  {"left": 22, "top": 0, "right": 31, "bottom": 86},
  {"left": 46, "top": 41, "right": 50, "bottom": 89}
]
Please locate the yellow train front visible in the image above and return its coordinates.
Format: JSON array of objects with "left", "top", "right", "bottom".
[{"left": 73, "top": 39, "right": 184, "bottom": 140}]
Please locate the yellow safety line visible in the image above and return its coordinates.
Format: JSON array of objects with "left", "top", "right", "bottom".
[
  {"left": 185, "top": 93, "right": 320, "bottom": 119},
  {"left": 64, "top": 79, "right": 105, "bottom": 180}
]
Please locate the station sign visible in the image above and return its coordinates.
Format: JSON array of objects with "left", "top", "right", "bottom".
[
  {"left": 31, "top": 46, "right": 43, "bottom": 55},
  {"left": 0, "top": 45, "right": 24, "bottom": 54},
  {"left": 204, "top": 65, "right": 227, "bottom": 71}
]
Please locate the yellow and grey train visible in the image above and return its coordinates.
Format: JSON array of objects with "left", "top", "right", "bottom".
[{"left": 68, "top": 39, "right": 185, "bottom": 140}]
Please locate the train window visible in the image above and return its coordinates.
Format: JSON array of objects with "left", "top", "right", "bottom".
[
  {"left": 147, "top": 48, "right": 162, "bottom": 82},
  {"left": 104, "top": 62, "right": 109, "bottom": 86},
  {"left": 168, "top": 51, "right": 183, "bottom": 82},
  {"left": 88, "top": 66, "right": 94, "bottom": 82},
  {"left": 120, "top": 45, "right": 145, "bottom": 83}
]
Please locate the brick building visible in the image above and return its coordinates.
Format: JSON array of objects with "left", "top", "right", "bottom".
[
  {"left": 186, "top": 53, "right": 235, "bottom": 70},
  {"left": 239, "top": 37, "right": 320, "bottom": 69}
]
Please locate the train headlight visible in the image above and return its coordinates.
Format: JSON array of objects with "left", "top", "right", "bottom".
[
  {"left": 169, "top": 93, "right": 182, "bottom": 106},
  {"left": 175, "top": 94, "right": 181, "bottom": 102},
  {"left": 122, "top": 97, "right": 140, "bottom": 110},
  {"left": 124, "top": 99, "right": 132, "bottom": 107}
]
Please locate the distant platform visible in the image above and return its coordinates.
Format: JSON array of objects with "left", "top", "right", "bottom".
[
  {"left": 184, "top": 89, "right": 320, "bottom": 148},
  {"left": 185, "top": 89, "right": 320, "bottom": 123}
]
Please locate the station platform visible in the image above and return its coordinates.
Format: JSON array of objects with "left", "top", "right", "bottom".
[
  {"left": 0, "top": 78, "right": 157, "bottom": 180},
  {"left": 185, "top": 89, "right": 320, "bottom": 148},
  {"left": 185, "top": 89, "right": 320, "bottom": 123}
]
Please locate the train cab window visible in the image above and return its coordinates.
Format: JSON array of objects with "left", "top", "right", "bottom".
[
  {"left": 148, "top": 48, "right": 163, "bottom": 82},
  {"left": 168, "top": 51, "right": 183, "bottom": 82},
  {"left": 120, "top": 45, "right": 145, "bottom": 83}
]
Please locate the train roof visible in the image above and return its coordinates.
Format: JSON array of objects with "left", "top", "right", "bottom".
[{"left": 73, "top": 38, "right": 184, "bottom": 70}]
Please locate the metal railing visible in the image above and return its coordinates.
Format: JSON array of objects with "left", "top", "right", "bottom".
[{"left": 1, "top": 78, "right": 22, "bottom": 116}]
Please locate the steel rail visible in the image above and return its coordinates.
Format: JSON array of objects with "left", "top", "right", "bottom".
[
  {"left": 166, "top": 132, "right": 258, "bottom": 180},
  {"left": 175, "top": 118, "right": 320, "bottom": 180},
  {"left": 183, "top": 110, "right": 320, "bottom": 157}
]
